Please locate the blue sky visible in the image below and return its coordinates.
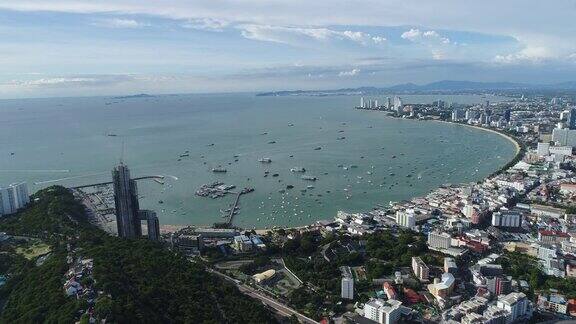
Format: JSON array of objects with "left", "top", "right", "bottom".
[{"left": 0, "top": 0, "right": 575, "bottom": 98}]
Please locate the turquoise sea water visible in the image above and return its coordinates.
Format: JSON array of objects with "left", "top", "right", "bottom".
[{"left": 0, "top": 93, "right": 516, "bottom": 228}]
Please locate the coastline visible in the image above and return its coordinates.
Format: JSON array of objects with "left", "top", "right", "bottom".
[
  {"left": 158, "top": 117, "right": 523, "bottom": 235},
  {"left": 437, "top": 120, "right": 521, "bottom": 154}
]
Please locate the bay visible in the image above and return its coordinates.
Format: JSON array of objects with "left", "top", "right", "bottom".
[{"left": 0, "top": 93, "right": 516, "bottom": 228}]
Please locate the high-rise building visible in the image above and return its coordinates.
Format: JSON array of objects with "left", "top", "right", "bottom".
[
  {"left": 0, "top": 182, "right": 30, "bottom": 216},
  {"left": 503, "top": 109, "right": 511, "bottom": 122},
  {"left": 451, "top": 108, "right": 464, "bottom": 121},
  {"left": 487, "top": 276, "right": 512, "bottom": 296},
  {"left": 491, "top": 211, "right": 522, "bottom": 228},
  {"left": 411, "top": 257, "right": 429, "bottom": 280},
  {"left": 428, "top": 231, "right": 451, "bottom": 250},
  {"left": 112, "top": 163, "right": 142, "bottom": 238},
  {"left": 393, "top": 96, "right": 403, "bottom": 112},
  {"left": 568, "top": 107, "right": 576, "bottom": 130},
  {"left": 363, "top": 298, "right": 409, "bottom": 324},
  {"left": 553, "top": 128, "right": 576, "bottom": 148},
  {"left": 139, "top": 209, "right": 160, "bottom": 241},
  {"left": 395, "top": 209, "right": 415, "bottom": 228},
  {"left": 496, "top": 292, "right": 532, "bottom": 323}
]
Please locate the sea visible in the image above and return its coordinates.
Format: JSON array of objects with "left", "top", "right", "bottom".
[{"left": 0, "top": 93, "right": 517, "bottom": 228}]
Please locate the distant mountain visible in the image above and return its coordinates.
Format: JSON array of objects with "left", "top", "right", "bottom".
[
  {"left": 112, "top": 93, "right": 155, "bottom": 99},
  {"left": 417, "top": 80, "right": 529, "bottom": 91},
  {"left": 552, "top": 81, "right": 576, "bottom": 89},
  {"left": 256, "top": 80, "right": 576, "bottom": 96}
]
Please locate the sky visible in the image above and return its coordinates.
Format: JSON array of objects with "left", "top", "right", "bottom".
[{"left": 0, "top": 0, "right": 575, "bottom": 98}]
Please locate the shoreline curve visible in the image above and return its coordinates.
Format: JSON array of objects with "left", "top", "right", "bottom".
[{"left": 160, "top": 117, "right": 523, "bottom": 234}]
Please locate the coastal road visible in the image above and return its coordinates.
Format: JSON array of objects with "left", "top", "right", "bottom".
[{"left": 208, "top": 269, "right": 318, "bottom": 324}]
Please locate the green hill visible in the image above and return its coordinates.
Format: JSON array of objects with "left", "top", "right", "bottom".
[{"left": 0, "top": 186, "right": 277, "bottom": 323}]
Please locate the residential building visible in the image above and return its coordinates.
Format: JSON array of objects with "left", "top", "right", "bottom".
[
  {"left": 444, "top": 258, "right": 458, "bottom": 275},
  {"left": 496, "top": 292, "right": 532, "bottom": 323},
  {"left": 538, "top": 230, "right": 570, "bottom": 244},
  {"left": 552, "top": 128, "right": 576, "bottom": 148},
  {"left": 428, "top": 273, "right": 455, "bottom": 300},
  {"left": 486, "top": 276, "right": 512, "bottom": 296},
  {"left": 363, "top": 298, "right": 410, "bottom": 324},
  {"left": 536, "top": 142, "right": 550, "bottom": 156},
  {"left": 568, "top": 107, "right": 576, "bottom": 129},
  {"left": 538, "top": 293, "right": 568, "bottom": 314},
  {"left": 428, "top": 231, "right": 452, "bottom": 250},
  {"left": 0, "top": 182, "right": 30, "bottom": 216},
  {"left": 412, "top": 257, "right": 429, "bottom": 281},
  {"left": 395, "top": 209, "right": 415, "bottom": 228},
  {"left": 549, "top": 146, "right": 573, "bottom": 156},
  {"left": 341, "top": 277, "right": 354, "bottom": 300},
  {"left": 491, "top": 211, "right": 522, "bottom": 228},
  {"left": 341, "top": 265, "right": 354, "bottom": 300}
]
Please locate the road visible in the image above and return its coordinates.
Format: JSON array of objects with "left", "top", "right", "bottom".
[{"left": 208, "top": 269, "right": 318, "bottom": 324}]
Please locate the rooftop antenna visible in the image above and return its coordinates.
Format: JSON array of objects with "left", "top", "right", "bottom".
[{"left": 120, "top": 137, "right": 126, "bottom": 165}]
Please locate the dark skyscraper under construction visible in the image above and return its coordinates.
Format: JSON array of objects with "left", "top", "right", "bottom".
[
  {"left": 112, "top": 163, "right": 142, "bottom": 238},
  {"left": 112, "top": 162, "right": 161, "bottom": 240}
]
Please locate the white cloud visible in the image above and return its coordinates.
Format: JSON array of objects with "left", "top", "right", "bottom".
[
  {"left": 239, "top": 25, "right": 385, "bottom": 46},
  {"left": 5, "top": 75, "right": 135, "bottom": 88},
  {"left": 494, "top": 46, "right": 554, "bottom": 64},
  {"left": 338, "top": 68, "right": 360, "bottom": 76},
  {"left": 181, "top": 18, "right": 229, "bottom": 31},
  {"left": 401, "top": 28, "right": 450, "bottom": 44},
  {"left": 371, "top": 36, "right": 387, "bottom": 44},
  {"left": 91, "top": 18, "right": 147, "bottom": 28}
]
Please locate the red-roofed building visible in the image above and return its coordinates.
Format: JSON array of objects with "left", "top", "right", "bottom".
[
  {"left": 383, "top": 282, "right": 397, "bottom": 300},
  {"left": 403, "top": 288, "right": 424, "bottom": 304},
  {"left": 539, "top": 230, "right": 570, "bottom": 244}
]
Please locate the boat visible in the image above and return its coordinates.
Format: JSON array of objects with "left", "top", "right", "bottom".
[
  {"left": 314, "top": 147, "right": 322, "bottom": 150},
  {"left": 212, "top": 168, "right": 227, "bottom": 173},
  {"left": 258, "top": 157, "right": 272, "bottom": 163},
  {"left": 301, "top": 175, "right": 317, "bottom": 181},
  {"left": 290, "top": 167, "right": 306, "bottom": 173}
]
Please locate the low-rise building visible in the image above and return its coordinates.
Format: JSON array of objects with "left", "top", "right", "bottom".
[
  {"left": 428, "top": 273, "right": 455, "bottom": 300},
  {"left": 233, "top": 235, "right": 253, "bottom": 252}
]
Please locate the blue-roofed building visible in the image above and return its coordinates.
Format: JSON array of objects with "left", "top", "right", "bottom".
[
  {"left": 250, "top": 235, "right": 267, "bottom": 250},
  {"left": 233, "top": 235, "right": 253, "bottom": 252}
]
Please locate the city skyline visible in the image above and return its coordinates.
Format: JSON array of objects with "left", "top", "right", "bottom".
[{"left": 1, "top": 1, "right": 576, "bottom": 98}]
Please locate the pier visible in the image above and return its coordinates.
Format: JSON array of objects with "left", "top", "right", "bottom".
[
  {"left": 70, "top": 175, "right": 166, "bottom": 189},
  {"left": 225, "top": 192, "right": 242, "bottom": 226}
]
